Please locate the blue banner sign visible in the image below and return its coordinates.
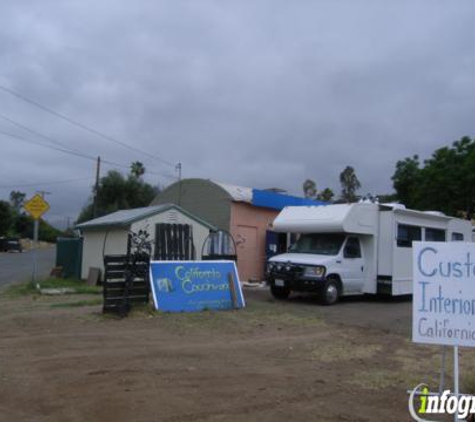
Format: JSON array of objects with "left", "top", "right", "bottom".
[{"left": 149, "top": 260, "right": 245, "bottom": 312}]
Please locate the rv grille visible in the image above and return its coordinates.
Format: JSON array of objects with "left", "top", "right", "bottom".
[{"left": 272, "top": 263, "right": 305, "bottom": 276}]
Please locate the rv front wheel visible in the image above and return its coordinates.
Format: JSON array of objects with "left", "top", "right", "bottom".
[{"left": 321, "top": 279, "right": 340, "bottom": 306}]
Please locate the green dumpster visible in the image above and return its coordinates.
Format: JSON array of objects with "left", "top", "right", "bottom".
[{"left": 56, "top": 237, "right": 83, "bottom": 279}]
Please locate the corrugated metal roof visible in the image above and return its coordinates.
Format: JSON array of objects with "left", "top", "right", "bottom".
[
  {"left": 153, "top": 178, "right": 326, "bottom": 210},
  {"left": 75, "top": 204, "right": 216, "bottom": 230},
  {"left": 212, "top": 181, "right": 253, "bottom": 203}
]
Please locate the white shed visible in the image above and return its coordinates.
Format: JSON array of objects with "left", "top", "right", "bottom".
[{"left": 76, "top": 204, "right": 216, "bottom": 279}]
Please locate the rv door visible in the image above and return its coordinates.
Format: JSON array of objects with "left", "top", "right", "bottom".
[{"left": 339, "top": 236, "right": 365, "bottom": 293}]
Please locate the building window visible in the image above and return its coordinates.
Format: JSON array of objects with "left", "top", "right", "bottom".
[
  {"left": 451, "top": 232, "right": 464, "bottom": 241},
  {"left": 425, "top": 228, "right": 446, "bottom": 242},
  {"left": 397, "top": 224, "right": 422, "bottom": 248}
]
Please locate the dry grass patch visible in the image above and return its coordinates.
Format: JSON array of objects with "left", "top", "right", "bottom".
[
  {"left": 121, "top": 298, "right": 324, "bottom": 334},
  {"left": 311, "top": 337, "right": 382, "bottom": 363}
]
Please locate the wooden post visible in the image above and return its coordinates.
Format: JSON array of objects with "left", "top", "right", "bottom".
[
  {"left": 227, "top": 271, "right": 238, "bottom": 309},
  {"left": 454, "top": 346, "right": 460, "bottom": 422}
]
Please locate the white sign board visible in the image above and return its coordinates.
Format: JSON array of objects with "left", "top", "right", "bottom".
[{"left": 413, "top": 242, "right": 475, "bottom": 347}]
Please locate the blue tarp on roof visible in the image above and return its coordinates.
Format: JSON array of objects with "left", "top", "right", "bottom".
[{"left": 251, "top": 189, "right": 326, "bottom": 211}]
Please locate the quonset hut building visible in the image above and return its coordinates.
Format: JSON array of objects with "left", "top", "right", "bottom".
[{"left": 151, "top": 178, "right": 324, "bottom": 281}]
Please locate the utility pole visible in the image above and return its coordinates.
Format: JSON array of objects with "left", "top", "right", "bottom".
[
  {"left": 93, "top": 156, "right": 101, "bottom": 218},
  {"left": 176, "top": 163, "right": 182, "bottom": 206}
]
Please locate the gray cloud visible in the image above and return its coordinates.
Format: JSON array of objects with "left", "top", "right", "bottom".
[{"left": 1, "top": 1, "right": 475, "bottom": 227}]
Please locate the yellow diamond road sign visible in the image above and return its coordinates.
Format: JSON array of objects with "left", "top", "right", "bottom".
[{"left": 24, "top": 194, "right": 50, "bottom": 220}]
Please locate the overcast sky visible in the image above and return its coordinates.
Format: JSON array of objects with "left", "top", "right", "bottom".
[{"left": 1, "top": 1, "right": 475, "bottom": 228}]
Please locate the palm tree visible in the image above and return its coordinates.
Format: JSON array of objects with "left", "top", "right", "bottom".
[{"left": 130, "top": 161, "right": 146, "bottom": 178}]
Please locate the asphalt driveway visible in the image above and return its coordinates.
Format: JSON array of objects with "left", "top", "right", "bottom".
[{"left": 0, "top": 246, "right": 56, "bottom": 287}]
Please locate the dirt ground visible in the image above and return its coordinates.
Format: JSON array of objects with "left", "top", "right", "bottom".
[{"left": 1, "top": 286, "right": 474, "bottom": 422}]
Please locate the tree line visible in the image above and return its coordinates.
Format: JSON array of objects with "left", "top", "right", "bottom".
[
  {"left": 304, "top": 135, "right": 475, "bottom": 220},
  {"left": 303, "top": 165, "right": 361, "bottom": 203},
  {"left": 0, "top": 192, "right": 63, "bottom": 241},
  {"left": 81, "top": 136, "right": 475, "bottom": 224},
  {"left": 392, "top": 136, "right": 475, "bottom": 219},
  {"left": 5, "top": 133, "right": 473, "bottom": 241},
  {"left": 0, "top": 162, "right": 159, "bottom": 240},
  {"left": 76, "top": 161, "right": 159, "bottom": 223},
  {"left": 6, "top": 135, "right": 468, "bottom": 238}
]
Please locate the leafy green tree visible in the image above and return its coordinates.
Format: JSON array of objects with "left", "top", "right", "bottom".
[
  {"left": 391, "top": 155, "right": 421, "bottom": 208},
  {"left": 0, "top": 201, "right": 14, "bottom": 236},
  {"left": 38, "top": 219, "right": 63, "bottom": 243},
  {"left": 303, "top": 179, "right": 317, "bottom": 199},
  {"left": 302, "top": 179, "right": 335, "bottom": 201},
  {"left": 377, "top": 193, "right": 398, "bottom": 203},
  {"left": 11, "top": 213, "right": 62, "bottom": 242},
  {"left": 339, "top": 166, "right": 361, "bottom": 203},
  {"left": 317, "top": 188, "right": 334, "bottom": 202},
  {"left": 9, "top": 191, "right": 26, "bottom": 212},
  {"left": 391, "top": 136, "right": 475, "bottom": 218},
  {"left": 14, "top": 214, "right": 32, "bottom": 237},
  {"left": 0, "top": 192, "right": 63, "bottom": 241},
  {"left": 77, "top": 165, "right": 160, "bottom": 223}
]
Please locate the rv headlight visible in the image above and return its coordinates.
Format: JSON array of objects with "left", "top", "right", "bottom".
[
  {"left": 267, "top": 262, "right": 275, "bottom": 272},
  {"left": 304, "top": 266, "right": 326, "bottom": 278}
]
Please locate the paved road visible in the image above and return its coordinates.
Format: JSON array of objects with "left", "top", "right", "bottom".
[{"left": 0, "top": 246, "right": 56, "bottom": 287}]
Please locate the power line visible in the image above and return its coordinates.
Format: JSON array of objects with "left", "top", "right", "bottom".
[
  {"left": 0, "top": 129, "right": 177, "bottom": 180},
  {"left": 0, "top": 129, "right": 178, "bottom": 184},
  {"left": 0, "top": 129, "right": 98, "bottom": 161},
  {"left": 0, "top": 111, "right": 87, "bottom": 156},
  {"left": 146, "top": 170, "right": 178, "bottom": 180},
  {"left": 98, "top": 158, "right": 176, "bottom": 179},
  {"left": 0, "top": 177, "right": 93, "bottom": 190},
  {"left": 0, "top": 82, "right": 176, "bottom": 167}
]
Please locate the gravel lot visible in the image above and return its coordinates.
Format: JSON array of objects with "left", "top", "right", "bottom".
[
  {"left": 0, "top": 282, "right": 471, "bottom": 422},
  {"left": 247, "top": 288, "right": 413, "bottom": 336}
]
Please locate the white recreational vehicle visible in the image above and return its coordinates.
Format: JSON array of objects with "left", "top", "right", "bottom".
[{"left": 266, "top": 203, "right": 472, "bottom": 305}]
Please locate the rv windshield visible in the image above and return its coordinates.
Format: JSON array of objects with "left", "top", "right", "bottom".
[{"left": 289, "top": 233, "right": 345, "bottom": 255}]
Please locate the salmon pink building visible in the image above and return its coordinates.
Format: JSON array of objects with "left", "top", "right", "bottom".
[{"left": 151, "top": 179, "right": 324, "bottom": 281}]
